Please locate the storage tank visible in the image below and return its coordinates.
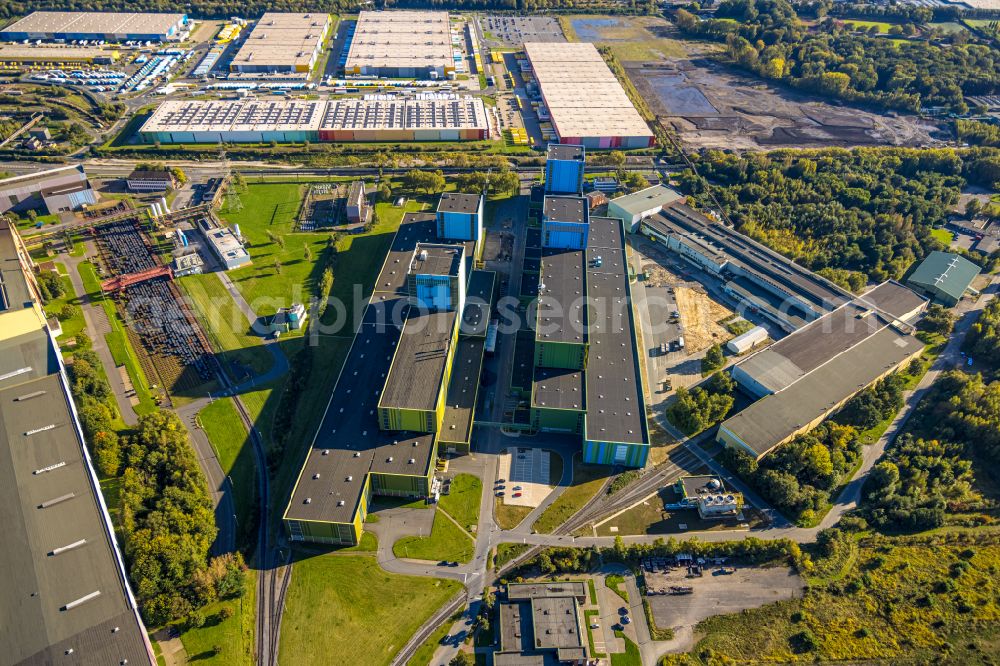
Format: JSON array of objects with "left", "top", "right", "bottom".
[{"left": 726, "top": 326, "right": 768, "bottom": 355}]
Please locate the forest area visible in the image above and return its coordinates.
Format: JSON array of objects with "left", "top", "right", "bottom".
[{"left": 675, "top": 147, "right": 1000, "bottom": 290}]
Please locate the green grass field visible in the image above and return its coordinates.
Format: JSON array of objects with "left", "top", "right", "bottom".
[
  {"left": 439, "top": 473, "right": 482, "bottom": 533},
  {"left": 494, "top": 498, "right": 533, "bottom": 530},
  {"left": 197, "top": 397, "right": 256, "bottom": 545},
  {"left": 533, "top": 457, "right": 610, "bottom": 534},
  {"left": 841, "top": 19, "right": 894, "bottom": 33},
  {"left": 178, "top": 271, "right": 275, "bottom": 378},
  {"left": 930, "top": 227, "right": 954, "bottom": 246},
  {"left": 279, "top": 553, "right": 462, "bottom": 666},
  {"left": 393, "top": 508, "right": 475, "bottom": 563},
  {"left": 42, "top": 266, "right": 86, "bottom": 342},
  {"left": 177, "top": 570, "right": 256, "bottom": 665}
]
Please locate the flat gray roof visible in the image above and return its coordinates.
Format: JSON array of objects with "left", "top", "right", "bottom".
[
  {"left": 410, "top": 242, "right": 464, "bottom": 277},
  {"left": 1, "top": 221, "right": 37, "bottom": 315},
  {"left": 721, "top": 323, "right": 925, "bottom": 457},
  {"left": 524, "top": 41, "right": 653, "bottom": 140},
  {"left": 460, "top": 269, "right": 495, "bottom": 337},
  {"left": 346, "top": 10, "right": 453, "bottom": 72},
  {"left": 537, "top": 248, "right": 585, "bottom": 344},
  {"left": 507, "top": 581, "right": 588, "bottom": 600},
  {"left": 439, "top": 337, "right": 485, "bottom": 445},
  {"left": 437, "top": 192, "right": 481, "bottom": 215},
  {"left": 736, "top": 281, "right": 927, "bottom": 395},
  {"left": 533, "top": 366, "right": 585, "bottom": 411},
  {"left": 584, "top": 217, "right": 647, "bottom": 446},
  {"left": 285, "top": 213, "right": 447, "bottom": 525},
  {"left": 0, "top": 337, "right": 149, "bottom": 664},
  {"left": 543, "top": 195, "right": 586, "bottom": 224},
  {"left": 380, "top": 309, "right": 458, "bottom": 412},
  {"left": 530, "top": 597, "right": 583, "bottom": 650},
  {"left": 547, "top": 143, "right": 584, "bottom": 161},
  {"left": 1, "top": 11, "right": 184, "bottom": 38},
  {"left": 645, "top": 204, "right": 851, "bottom": 314},
  {"left": 608, "top": 184, "right": 682, "bottom": 217}
]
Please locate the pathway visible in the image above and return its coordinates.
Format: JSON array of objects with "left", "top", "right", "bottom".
[{"left": 62, "top": 251, "right": 138, "bottom": 426}]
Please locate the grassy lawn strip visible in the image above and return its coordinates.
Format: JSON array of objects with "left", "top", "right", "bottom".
[
  {"left": 611, "top": 630, "right": 641, "bottom": 666},
  {"left": 43, "top": 265, "right": 86, "bottom": 342},
  {"left": 584, "top": 609, "right": 607, "bottom": 658},
  {"left": 605, "top": 574, "right": 629, "bottom": 603},
  {"left": 407, "top": 609, "right": 464, "bottom": 666},
  {"left": 279, "top": 554, "right": 462, "bottom": 666},
  {"left": 178, "top": 570, "right": 256, "bottom": 665},
  {"left": 494, "top": 498, "right": 532, "bottom": 530},
  {"left": 588, "top": 578, "right": 598, "bottom": 604},
  {"left": 495, "top": 543, "right": 531, "bottom": 569},
  {"left": 177, "top": 272, "right": 274, "bottom": 377},
  {"left": 532, "top": 456, "right": 610, "bottom": 534},
  {"left": 439, "top": 473, "right": 482, "bottom": 533},
  {"left": 393, "top": 508, "right": 474, "bottom": 563},
  {"left": 197, "top": 398, "right": 256, "bottom": 544}
]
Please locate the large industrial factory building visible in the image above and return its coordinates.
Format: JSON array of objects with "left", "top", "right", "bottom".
[
  {"left": 0, "top": 11, "right": 187, "bottom": 43},
  {"left": 284, "top": 194, "right": 491, "bottom": 546},
  {"left": 229, "top": 12, "right": 331, "bottom": 79},
  {"left": 524, "top": 42, "right": 654, "bottom": 149},
  {"left": 139, "top": 96, "right": 489, "bottom": 143},
  {"left": 345, "top": 10, "right": 455, "bottom": 79}
]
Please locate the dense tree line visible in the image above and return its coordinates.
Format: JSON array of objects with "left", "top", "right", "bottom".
[
  {"left": 509, "top": 536, "right": 808, "bottom": 580},
  {"left": 674, "top": 0, "right": 1000, "bottom": 113},
  {"left": 677, "top": 147, "right": 1000, "bottom": 286},
  {"left": 965, "top": 297, "right": 1000, "bottom": 369},
  {"left": 862, "top": 370, "right": 1000, "bottom": 530},
  {"left": 667, "top": 371, "right": 735, "bottom": 435},
  {"left": 66, "top": 350, "right": 238, "bottom": 625},
  {"left": 958, "top": 119, "right": 1000, "bottom": 148},
  {"left": 0, "top": 0, "right": 656, "bottom": 21},
  {"left": 723, "top": 374, "right": 906, "bottom": 524}
]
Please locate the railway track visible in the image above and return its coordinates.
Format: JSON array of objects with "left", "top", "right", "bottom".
[{"left": 226, "top": 391, "right": 289, "bottom": 666}]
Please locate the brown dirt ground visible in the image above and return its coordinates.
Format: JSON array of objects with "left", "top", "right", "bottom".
[{"left": 674, "top": 286, "right": 732, "bottom": 353}]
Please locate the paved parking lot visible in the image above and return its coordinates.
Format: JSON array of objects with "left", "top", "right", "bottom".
[
  {"left": 645, "top": 564, "right": 803, "bottom": 631},
  {"left": 480, "top": 16, "right": 566, "bottom": 46},
  {"left": 497, "top": 447, "right": 551, "bottom": 507}
]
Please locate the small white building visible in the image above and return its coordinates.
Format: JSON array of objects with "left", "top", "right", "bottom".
[
  {"left": 606, "top": 184, "right": 683, "bottom": 232},
  {"left": 726, "top": 325, "right": 768, "bottom": 354}
]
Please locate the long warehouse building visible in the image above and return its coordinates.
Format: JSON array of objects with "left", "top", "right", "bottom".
[
  {"left": 345, "top": 10, "right": 455, "bottom": 79},
  {"left": 718, "top": 281, "right": 927, "bottom": 459},
  {"left": 641, "top": 202, "right": 851, "bottom": 332},
  {"left": 0, "top": 220, "right": 153, "bottom": 664},
  {"left": 284, "top": 195, "right": 492, "bottom": 546},
  {"left": 0, "top": 11, "right": 187, "bottom": 42},
  {"left": 229, "top": 12, "right": 331, "bottom": 78},
  {"left": 531, "top": 213, "right": 650, "bottom": 466},
  {"left": 139, "top": 96, "right": 489, "bottom": 143},
  {"left": 524, "top": 41, "right": 654, "bottom": 149}
]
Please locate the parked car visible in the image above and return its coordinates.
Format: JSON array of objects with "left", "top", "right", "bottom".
[
  {"left": 495, "top": 491, "right": 505, "bottom": 497},
  {"left": 513, "top": 486, "right": 522, "bottom": 491},
  {"left": 622, "top": 616, "right": 631, "bottom": 625},
  {"left": 512, "top": 492, "right": 522, "bottom": 498}
]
